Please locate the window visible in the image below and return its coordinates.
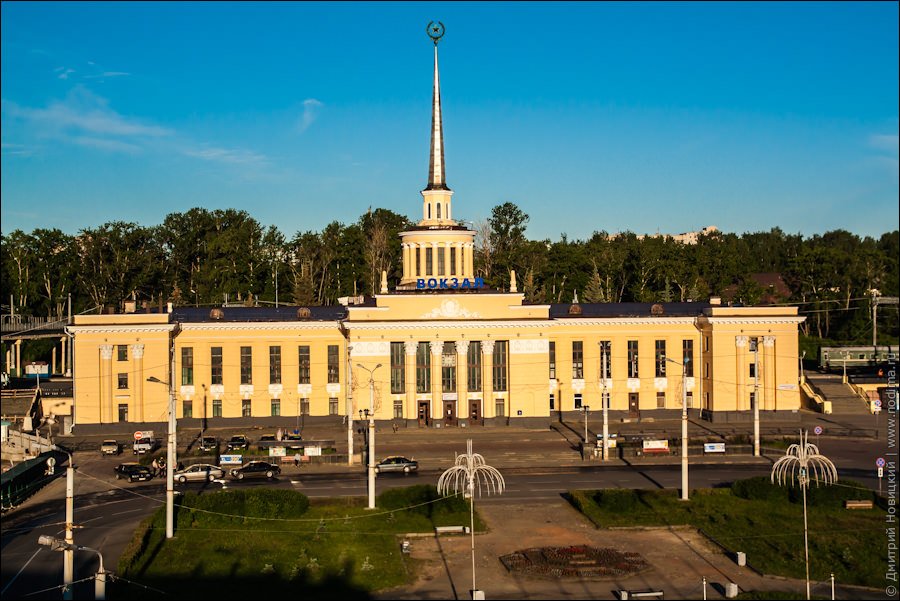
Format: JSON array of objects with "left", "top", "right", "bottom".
[
  {"left": 437, "top": 202, "right": 441, "bottom": 219},
  {"left": 416, "top": 342, "right": 431, "bottom": 393},
  {"left": 393, "top": 399, "right": 403, "bottom": 419},
  {"left": 628, "top": 341, "right": 639, "bottom": 378},
  {"left": 437, "top": 247, "right": 445, "bottom": 276},
  {"left": 549, "top": 393, "right": 555, "bottom": 411},
  {"left": 655, "top": 340, "right": 666, "bottom": 377},
  {"left": 450, "top": 247, "right": 456, "bottom": 275},
  {"left": 416, "top": 247, "right": 421, "bottom": 277},
  {"left": 183, "top": 400, "right": 193, "bottom": 418},
  {"left": 495, "top": 398, "right": 505, "bottom": 417},
  {"left": 328, "top": 397, "right": 339, "bottom": 415},
  {"left": 705, "top": 336, "right": 709, "bottom": 352},
  {"left": 211, "top": 347, "right": 223, "bottom": 385},
  {"left": 683, "top": 340, "right": 694, "bottom": 377},
  {"left": 600, "top": 341, "right": 611, "bottom": 379},
  {"left": 572, "top": 341, "right": 584, "bottom": 379},
  {"left": 390, "top": 342, "right": 405, "bottom": 394},
  {"left": 574, "top": 393, "right": 583, "bottom": 409},
  {"left": 240, "top": 347, "right": 252, "bottom": 385},
  {"left": 749, "top": 336, "right": 759, "bottom": 353},
  {"left": 300, "top": 399, "right": 310, "bottom": 415},
  {"left": 118, "top": 403, "right": 128, "bottom": 422},
  {"left": 656, "top": 392, "right": 666, "bottom": 409},
  {"left": 271, "top": 398, "right": 281, "bottom": 416},
  {"left": 327, "top": 345, "right": 339, "bottom": 384},
  {"left": 426, "top": 247, "right": 433, "bottom": 275},
  {"left": 442, "top": 342, "right": 456, "bottom": 393},
  {"left": 299, "top": 346, "right": 311, "bottom": 384},
  {"left": 241, "top": 399, "right": 251, "bottom": 417},
  {"left": 493, "top": 340, "right": 508, "bottom": 392},
  {"left": 269, "top": 346, "right": 282, "bottom": 384},
  {"left": 467, "top": 341, "right": 482, "bottom": 392},
  {"left": 117, "top": 373, "right": 128, "bottom": 389},
  {"left": 549, "top": 341, "right": 556, "bottom": 379},
  {"left": 686, "top": 391, "right": 693, "bottom": 409},
  {"left": 117, "top": 345, "right": 128, "bottom": 361},
  {"left": 181, "top": 347, "right": 194, "bottom": 386},
  {"left": 749, "top": 363, "right": 757, "bottom": 378},
  {"left": 212, "top": 399, "right": 222, "bottom": 417}
]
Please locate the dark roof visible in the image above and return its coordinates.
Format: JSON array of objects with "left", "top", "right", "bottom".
[
  {"left": 171, "top": 306, "right": 348, "bottom": 323},
  {"left": 549, "top": 302, "right": 711, "bottom": 319}
]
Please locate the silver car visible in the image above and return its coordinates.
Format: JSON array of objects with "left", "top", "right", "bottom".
[{"left": 174, "top": 463, "right": 225, "bottom": 483}]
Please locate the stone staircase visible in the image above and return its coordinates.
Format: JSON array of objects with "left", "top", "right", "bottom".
[{"left": 806, "top": 374, "right": 870, "bottom": 414}]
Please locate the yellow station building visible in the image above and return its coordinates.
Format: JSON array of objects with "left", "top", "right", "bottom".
[{"left": 67, "top": 35, "right": 805, "bottom": 430}]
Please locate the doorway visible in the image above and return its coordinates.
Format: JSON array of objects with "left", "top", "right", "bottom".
[
  {"left": 444, "top": 400, "right": 457, "bottom": 427},
  {"left": 417, "top": 401, "right": 430, "bottom": 427},
  {"left": 469, "top": 400, "right": 481, "bottom": 425},
  {"left": 628, "top": 393, "right": 640, "bottom": 418}
]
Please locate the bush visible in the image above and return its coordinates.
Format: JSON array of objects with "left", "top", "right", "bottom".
[
  {"left": 178, "top": 489, "right": 310, "bottom": 525},
  {"left": 593, "top": 489, "right": 643, "bottom": 512},
  {"left": 732, "top": 477, "right": 789, "bottom": 502},
  {"left": 794, "top": 479, "right": 872, "bottom": 508}
]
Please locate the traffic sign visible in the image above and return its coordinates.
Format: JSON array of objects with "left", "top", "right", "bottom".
[
  {"left": 134, "top": 431, "right": 144, "bottom": 440},
  {"left": 874, "top": 399, "right": 882, "bottom": 407},
  {"left": 876, "top": 457, "right": 886, "bottom": 468},
  {"left": 878, "top": 467, "right": 884, "bottom": 478},
  {"left": 814, "top": 426, "right": 823, "bottom": 435}
]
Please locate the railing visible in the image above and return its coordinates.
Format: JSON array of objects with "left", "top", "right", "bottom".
[
  {"left": 800, "top": 381, "right": 832, "bottom": 414},
  {"left": 848, "top": 381, "right": 879, "bottom": 414},
  {"left": 1, "top": 315, "right": 69, "bottom": 334}
]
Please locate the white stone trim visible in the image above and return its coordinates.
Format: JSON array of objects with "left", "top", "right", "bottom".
[
  {"left": 210, "top": 384, "right": 224, "bottom": 397},
  {"left": 404, "top": 340, "right": 418, "bottom": 356},
  {"left": 430, "top": 340, "right": 445, "bottom": 356},
  {"left": 735, "top": 335, "right": 749, "bottom": 348},
  {"left": 180, "top": 385, "right": 195, "bottom": 399},
  {"left": 99, "top": 344, "right": 114, "bottom": 360},
  {"left": 510, "top": 339, "right": 550, "bottom": 354},
  {"left": 627, "top": 378, "right": 640, "bottom": 391},
  {"left": 763, "top": 335, "right": 776, "bottom": 347},
  {"left": 180, "top": 322, "right": 339, "bottom": 331},
  {"left": 69, "top": 324, "right": 178, "bottom": 334},
  {"left": 130, "top": 343, "right": 145, "bottom": 359},
  {"left": 350, "top": 341, "right": 390, "bottom": 357},
  {"left": 297, "top": 384, "right": 313, "bottom": 395},
  {"left": 269, "top": 384, "right": 283, "bottom": 396},
  {"left": 420, "top": 299, "right": 481, "bottom": 319},
  {"left": 240, "top": 384, "right": 253, "bottom": 398},
  {"left": 704, "top": 317, "right": 806, "bottom": 325},
  {"left": 326, "top": 383, "right": 341, "bottom": 396},
  {"left": 571, "top": 379, "right": 585, "bottom": 393},
  {"left": 654, "top": 377, "right": 667, "bottom": 390}
]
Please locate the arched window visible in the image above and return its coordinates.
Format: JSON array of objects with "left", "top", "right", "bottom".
[
  {"left": 427, "top": 204, "right": 431, "bottom": 219},
  {"left": 437, "top": 203, "right": 442, "bottom": 219}
]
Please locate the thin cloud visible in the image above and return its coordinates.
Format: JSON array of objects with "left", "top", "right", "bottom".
[
  {"left": 54, "top": 67, "right": 75, "bottom": 80},
  {"left": 1, "top": 143, "right": 38, "bottom": 157},
  {"left": 71, "top": 136, "right": 141, "bottom": 154},
  {"left": 183, "top": 145, "right": 267, "bottom": 165},
  {"left": 868, "top": 132, "right": 899, "bottom": 177},
  {"left": 298, "top": 98, "right": 323, "bottom": 132},
  {"left": 84, "top": 71, "right": 131, "bottom": 79}
]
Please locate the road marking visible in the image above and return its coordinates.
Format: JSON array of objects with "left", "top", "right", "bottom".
[
  {"left": 1, "top": 548, "right": 41, "bottom": 596},
  {"left": 289, "top": 480, "right": 304, "bottom": 487},
  {"left": 110, "top": 508, "right": 145, "bottom": 516}
]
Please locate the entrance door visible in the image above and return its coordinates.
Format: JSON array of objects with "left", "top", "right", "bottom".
[
  {"left": 444, "top": 400, "right": 457, "bottom": 427},
  {"left": 628, "top": 393, "right": 640, "bottom": 418},
  {"left": 469, "top": 400, "right": 481, "bottom": 426},
  {"left": 417, "top": 401, "right": 430, "bottom": 427}
]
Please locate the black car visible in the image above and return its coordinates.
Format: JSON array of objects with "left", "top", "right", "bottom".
[
  {"left": 114, "top": 463, "right": 154, "bottom": 482},
  {"left": 229, "top": 461, "right": 281, "bottom": 481},
  {"left": 198, "top": 436, "right": 219, "bottom": 452},
  {"left": 226, "top": 435, "right": 250, "bottom": 451}
]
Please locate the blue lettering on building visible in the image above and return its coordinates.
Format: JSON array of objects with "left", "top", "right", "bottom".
[{"left": 415, "top": 277, "right": 486, "bottom": 290}]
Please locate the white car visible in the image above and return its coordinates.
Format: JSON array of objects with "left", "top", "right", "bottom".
[{"left": 174, "top": 463, "right": 225, "bottom": 483}]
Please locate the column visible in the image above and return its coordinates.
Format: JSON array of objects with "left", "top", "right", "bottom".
[
  {"left": 131, "top": 344, "right": 145, "bottom": 423},
  {"left": 763, "top": 336, "right": 776, "bottom": 411},
  {"left": 15, "top": 339, "right": 22, "bottom": 377},
  {"left": 52, "top": 347, "right": 57, "bottom": 375},
  {"left": 431, "top": 243, "right": 438, "bottom": 277},
  {"left": 418, "top": 244, "right": 425, "bottom": 279},
  {"left": 466, "top": 243, "right": 475, "bottom": 279},
  {"left": 735, "top": 336, "right": 747, "bottom": 412},
  {"left": 60, "top": 336, "right": 67, "bottom": 377},
  {"left": 442, "top": 242, "right": 450, "bottom": 277},
  {"left": 100, "top": 344, "right": 114, "bottom": 424},
  {"left": 482, "top": 340, "right": 495, "bottom": 417},
  {"left": 456, "top": 340, "right": 469, "bottom": 419},
  {"left": 404, "top": 340, "right": 418, "bottom": 420},
  {"left": 430, "top": 341, "right": 444, "bottom": 419}
]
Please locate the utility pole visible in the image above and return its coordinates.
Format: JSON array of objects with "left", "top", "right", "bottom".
[
  {"left": 64, "top": 454, "right": 74, "bottom": 600},
  {"left": 600, "top": 344, "right": 609, "bottom": 461},
  {"left": 752, "top": 338, "right": 760, "bottom": 457},
  {"left": 356, "top": 363, "right": 381, "bottom": 509}
]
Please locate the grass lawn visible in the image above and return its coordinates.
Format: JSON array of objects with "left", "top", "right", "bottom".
[
  {"left": 112, "top": 485, "right": 482, "bottom": 600},
  {"left": 567, "top": 478, "right": 887, "bottom": 589}
]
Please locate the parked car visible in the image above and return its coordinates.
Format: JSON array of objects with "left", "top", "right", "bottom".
[
  {"left": 226, "top": 435, "right": 250, "bottom": 450},
  {"left": 174, "top": 463, "right": 225, "bottom": 483},
  {"left": 257, "top": 435, "right": 278, "bottom": 450},
  {"left": 198, "top": 436, "right": 219, "bottom": 452},
  {"left": 114, "top": 463, "right": 153, "bottom": 482},
  {"left": 374, "top": 456, "right": 418, "bottom": 474},
  {"left": 229, "top": 461, "right": 281, "bottom": 481},
  {"left": 100, "top": 440, "right": 120, "bottom": 456},
  {"left": 133, "top": 437, "right": 158, "bottom": 455}
]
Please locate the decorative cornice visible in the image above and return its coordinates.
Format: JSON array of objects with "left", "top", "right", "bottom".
[
  {"left": 69, "top": 324, "right": 178, "bottom": 334},
  {"left": 421, "top": 299, "right": 481, "bottom": 319},
  {"left": 180, "top": 322, "right": 339, "bottom": 331},
  {"left": 704, "top": 317, "right": 806, "bottom": 325}
]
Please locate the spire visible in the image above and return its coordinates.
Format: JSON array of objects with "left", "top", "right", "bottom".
[{"left": 425, "top": 34, "right": 450, "bottom": 191}]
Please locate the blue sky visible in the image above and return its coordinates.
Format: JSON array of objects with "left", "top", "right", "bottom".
[{"left": 2, "top": 2, "right": 898, "bottom": 242}]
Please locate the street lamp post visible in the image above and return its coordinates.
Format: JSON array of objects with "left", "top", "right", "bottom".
[
  {"left": 799, "top": 350, "right": 806, "bottom": 386},
  {"left": 666, "top": 356, "right": 690, "bottom": 501},
  {"left": 38, "top": 535, "right": 107, "bottom": 600},
  {"left": 356, "top": 363, "right": 381, "bottom": 510},
  {"left": 147, "top": 375, "right": 176, "bottom": 539},
  {"left": 581, "top": 405, "right": 590, "bottom": 458},
  {"left": 771, "top": 430, "right": 838, "bottom": 600}
]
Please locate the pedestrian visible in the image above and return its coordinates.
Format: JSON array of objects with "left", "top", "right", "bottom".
[
  {"left": 151, "top": 457, "right": 159, "bottom": 476},
  {"left": 294, "top": 455, "right": 300, "bottom": 468}
]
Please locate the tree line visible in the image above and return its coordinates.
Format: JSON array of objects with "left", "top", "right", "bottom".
[{"left": 2, "top": 203, "right": 897, "bottom": 343}]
